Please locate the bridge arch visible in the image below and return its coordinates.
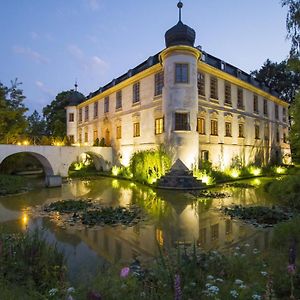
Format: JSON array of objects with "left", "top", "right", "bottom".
[
  {"left": 67, "top": 150, "right": 109, "bottom": 174},
  {"left": 0, "top": 151, "right": 54, "bottom": 176}
]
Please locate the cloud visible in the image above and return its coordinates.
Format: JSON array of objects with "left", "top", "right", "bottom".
[
  {"left": 67, "top": 44, "right": 108, "bottom": 76},
  {"left": 86, "top": 0, "right": 102, "bottom": 11},
  {"left": 12, "top": 46, "right": 49, "bottom": 64},
  {"left": 35, "top": 80, "right": 55, "bottom": 96},
  {"left": 30, "top": 31, "right": 39, "bottom": 40}
]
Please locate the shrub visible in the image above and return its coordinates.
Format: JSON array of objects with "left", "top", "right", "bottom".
[
  {"left": 129, "top": 147, "right": 171, "bottom": 184},
  {"left": 0, "top": 174, "right": 28, "bottom": 195},
  {"left": 266, "top": 175, "right": 300, "bottom": 209}
]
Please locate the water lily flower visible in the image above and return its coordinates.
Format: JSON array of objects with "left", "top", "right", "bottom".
[
  {"left": 206, "top": 285, "right": 219, "bottom": 295},
  {"left": 120, "top": 267, "right": 130, "bottom": 278},
  {"left": 261, "top": 271, "right": 268, "bottom": 276},
  {"left": 207, "top": 275, "right": 214, "bottom": 280},
  {"left": 252, "top": 294, "right": 261, "bottom": 300}
]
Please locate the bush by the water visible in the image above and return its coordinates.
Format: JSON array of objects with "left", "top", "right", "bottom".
[
  {"left": 0, "top": 229, "right": 67, "bottom": 299},
  {"left": 265, "top": 175, "right": 300, "bottom": 209},
  {"left": 129, "top": 147, "right": 171, "bottom": 184},
  {"left": 0, "top": 174, "right": 28, "bottom": 195}
]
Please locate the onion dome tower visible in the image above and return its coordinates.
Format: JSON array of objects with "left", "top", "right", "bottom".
[{"left": 160, "top": 1, "right": 200, "bottom": 169}]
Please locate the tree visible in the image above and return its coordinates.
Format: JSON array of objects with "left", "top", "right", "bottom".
[
  {"left": 282, "top": 0, "right": 300, "bottom": 58},
  {"left": 43, "top": 90, "right": 84, "bottom": 138},
  {"left": 0, "top": 79, "right": 28, "bottom": 143},
  {"left": 27, "top": 110, "right": 47, "bottom": 138},
  {"left": 251, "top": 59, "right": 300, "bottom": 103}
]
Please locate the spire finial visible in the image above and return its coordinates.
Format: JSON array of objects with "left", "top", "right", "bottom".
[
  {"left": 74, "top": 79, "right": 78, "bottom": 91},
  {"left": 177, "top": 1, "right": 183, "bottom": 22}
]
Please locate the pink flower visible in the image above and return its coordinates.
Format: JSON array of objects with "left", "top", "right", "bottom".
[
  {"left": 288, "top": 264, "right": 296, "bottom": 275},
  {"left": 120, "top": 267, "right": 130, "bottom": 278}
]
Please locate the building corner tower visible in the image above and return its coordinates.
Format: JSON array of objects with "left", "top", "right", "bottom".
[{"left": 160, "top": 1, "right": 201, "bottom": 169}]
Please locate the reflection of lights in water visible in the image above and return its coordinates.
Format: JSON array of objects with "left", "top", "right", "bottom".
[
  {"left": 253, "top": 178, "right": 261, "bottom": 186},
  {"left": 22, "top": 211, "right": 29, "bottom": 230},
  {"left": 112, "top": 179, "right": 120, "bottom": 189}
]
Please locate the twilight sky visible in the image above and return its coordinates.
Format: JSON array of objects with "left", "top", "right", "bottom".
[{"left": 0, "top": 0, "right": 290, "bottom": 114}]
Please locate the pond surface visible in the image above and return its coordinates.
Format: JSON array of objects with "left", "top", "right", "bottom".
[{"left": 0, "top": 177, "right": 274, "bottom": 283}]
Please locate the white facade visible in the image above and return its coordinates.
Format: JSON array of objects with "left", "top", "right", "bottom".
[{"left": 66, "top": 27, "right": 291, "bottom": 170}]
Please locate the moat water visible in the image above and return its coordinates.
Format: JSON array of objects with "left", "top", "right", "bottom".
[{"left": 0, "top": 177, "right": 274, "bottom": 283}]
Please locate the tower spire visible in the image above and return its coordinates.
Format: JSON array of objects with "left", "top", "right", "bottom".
[
  {"left": 74, "top": 79, "right": 78, "bottom": 91},
  {"left": 177, "top": 1, "right": 183, "bottom": 22}
]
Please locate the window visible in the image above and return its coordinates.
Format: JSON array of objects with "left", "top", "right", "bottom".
[
  {"left": 116, "top": 91, "right": 122, "bottom": 110},
  {"left": 79, "top": 108, "right": 82, "bottom": 123},
  {"left": 133, "top": 122, "right": 140, "bottom": 137},
  {"left": 275, "top": 104, "right": 279, "bottom": 120},
  {"left": 175, "top": 63, "right": 189, "bottom": 83},
  {"left": 211, "top": 119, "right": 218, "bottom": 136},
  {"left": 197, "top": 117, "right": 205, "bottom": 134},
  {"left": 276, "top": 128, "right": 280, "bottom": 143},
  {"left": 69, "top": 113, "right": 74, "bottom": 122},
  {"left": 155, "top": 117, "right": 164, "bottom": 135},
  {"left": 224, "top": 82, "right": 231, "bottom": 105},
  {"left": 210, "top": 76, "right": 218, "bottom": 99},
  {"left": 69, "top": 135, "right": 74, "bottom": 144},
  {"left": 84, "top": 106, "right": 89, "bottom": 121},
  {"left": 94, "top": 102, "right": 98, "bottom": 119},
  {"left": 283, "top": 132, "right": 287, "bottom": 143},
  {"left": 116, "top": 126, "right": 122, "bottom": 139},
  {"left": 263, "top": 99, "right": 268, "bottom": 116},
  {"left": 154, "top": 72, "right": 164, "bottom": 96},
  {"left": 225, "top": 122, "right": 232, "bottom": 137},
  {"left": 78, "top": 130, "right": 82, "bottom": 144},
  {"left": 225, "top": 220, "right": 232, "bottom": 235},
  {"left": 211, "top": 224, "right": 219, "bottom": 241},
  {"left": 264, "top": 123, "right": 269, "bottom": 140},
  {"left": 84, "top": 131, "right": 88, "bottom": 143},
  {"left": 238, "top": 124, "right": 244, "bottom": 138},
  {"left": 104, "top": 96, "right": 109, "bottom": 113},
  {"left": 199, "top": 228, "right": 207, "bottom": 245},
  {"left": 197, "top": 72, "right": 205, "bottom": 96},
  {"left": 201, "top": 150, "right": 209, "bottom": 161},
  {"left": 175, "top": 113, "right": 189, "bottom": 131},
  {"left": 283, "top": 107, "right": 286, "bottom": 122},
  {"left": 133, "top": 82, "right": 140, "bottom": 103},
  {"left": 237, "top": 88, "right": 244, "bottom": 109},
  {"left": 253, "top": 95, "right": 258, "bottom": 113},
  {"left": 255, "top": 125, "right": 260, "bottom": 139},
  {"left": 93, "top": 130, "right": 98, "bottom": 141}
]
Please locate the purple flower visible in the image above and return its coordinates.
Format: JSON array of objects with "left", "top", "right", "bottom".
[
  {"left": 174, "top": 274, "right": 182, "bottom": 300},
  {"left": 120, "top": 267, "right": 130, "bottom": 278},
  {"left": 288, "top": 264, "right": 296, "bottom": 275}
]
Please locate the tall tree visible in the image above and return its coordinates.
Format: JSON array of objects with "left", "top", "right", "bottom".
[
  {"left": 251, "top": 59, "right": 300, "bottom": 103},
  {"left": 27, "top": 110, "right": 47, "bottom": 138},
  {"left": 43, "top": 90, "right": 84, "bottom": 138},
  {"left": 282, "top": 0, "right": 300, "bottom": 58},
  {"left": 0, "top": 79, "right": 28, "bottom": 143}
]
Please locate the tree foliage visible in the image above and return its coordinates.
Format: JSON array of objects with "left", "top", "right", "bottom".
[
  {"left": 43, "top": 90, "right": 84, "bottom": 138},
  {"left": 27, "top": 110, "right": 47, "bottom": 138},
  {"left": 282, "top": 0, "right": 300, "bottom": 57},
  {"left": 0, "top": 79, "right": 28, "bottom": 143},
  {"left": 251, "top": 59, "right": 300, "bottom": 103}
]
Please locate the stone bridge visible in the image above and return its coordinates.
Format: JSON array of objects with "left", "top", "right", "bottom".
[{"left": 0, "top": 145, "right": 113, "bottom": 179}]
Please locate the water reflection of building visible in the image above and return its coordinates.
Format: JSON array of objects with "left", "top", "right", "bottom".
[{"left": 55, "top": 183, "right": 273, "bottom": 264}]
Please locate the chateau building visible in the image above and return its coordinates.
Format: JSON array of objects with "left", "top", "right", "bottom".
[{"left": 66, "top": 2, "right": 291, "bottom": 170}]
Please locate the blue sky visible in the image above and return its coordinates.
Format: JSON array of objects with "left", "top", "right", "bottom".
[{"left": 0, "top": 0, "right": 290, "bottom": 114}]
